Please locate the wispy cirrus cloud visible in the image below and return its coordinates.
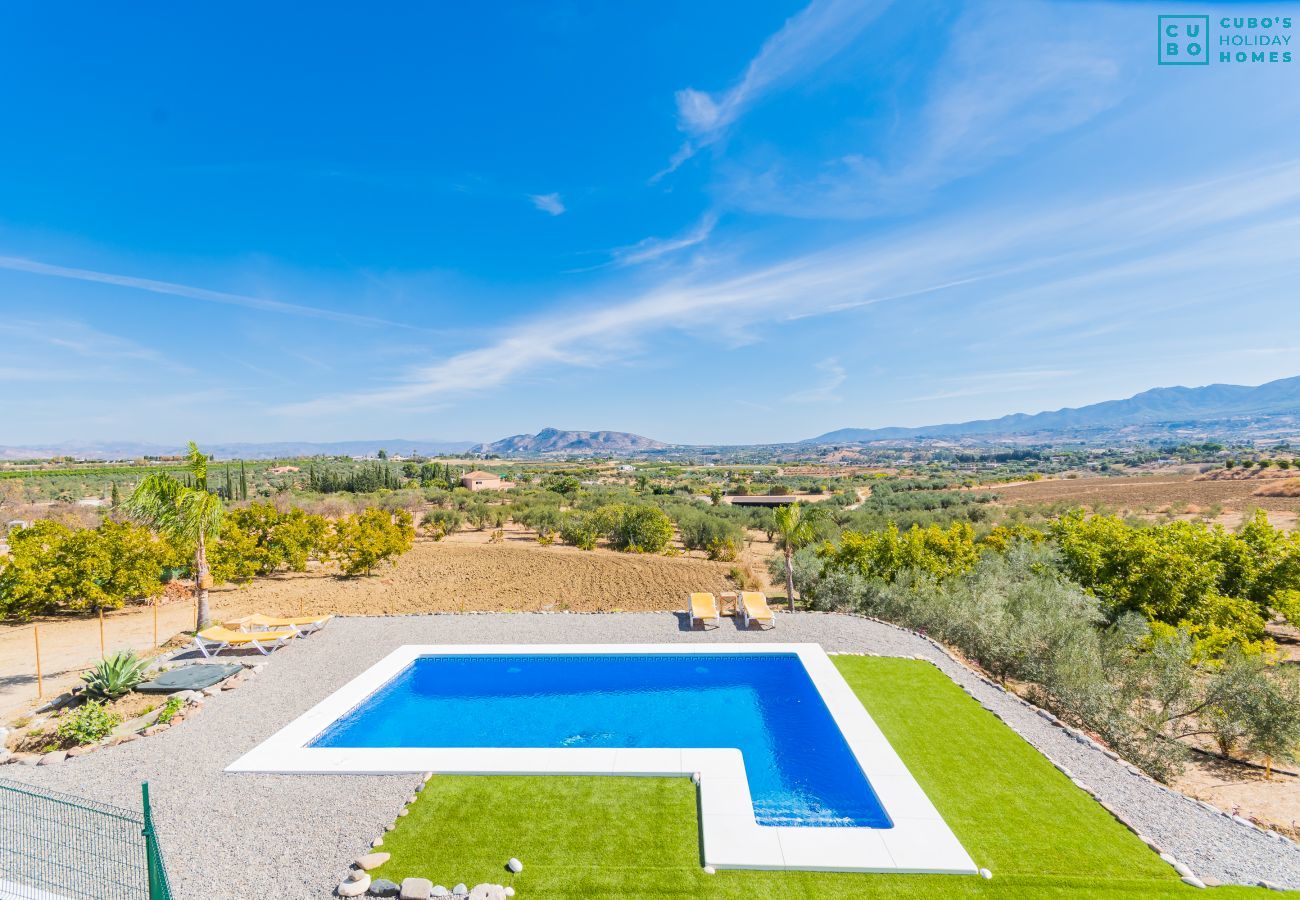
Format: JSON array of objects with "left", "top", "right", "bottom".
[
  {"left": 0, "top": 255, "right": 408, "bottom": 328},
  {"left": 611, "top": 212, "right": 717, "bottom": 266},
  {"left": 278, "top": 159, "right": 1300, "bottom": 418},
  {"left": 529, "top": 193, "right": 566, "bottom": 216},
  {"left": 786, "top": 358, "right": 847, "bottom": 403},
  {"left": 660, "top": 0, "right": 893, "bottom": 176},
  {"left": 720, "top": 2, "right": 1129, "bottom": 218}
]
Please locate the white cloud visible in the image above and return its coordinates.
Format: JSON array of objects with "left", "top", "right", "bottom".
[
  {"left": 721, "top": 3, "right": 1129, "bottom": 218},
  {"left": 662, "top": 0, "right": 892, "bottom": 174},
  {"left": 611, "top": 213, "right": 717, "bottom": 266},
  {"left": 0, "top": 255, "right": 405, "bottom": 327},
  {"left": 786, "top": 358, "right": 847, "bottom": 403},
  {"left": 529, "top": 193, "right": 566, "bottom": 216},
  {"left": 278, "top": 159, "right": 1300, "bottom": 418}
]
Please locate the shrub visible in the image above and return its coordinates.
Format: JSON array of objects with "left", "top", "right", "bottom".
[
  {"left": 819, "top": 522, "right": 980, "bottom": 584},
  {"left": 0, "top": 520, "right": 167, "bottom": 620},
  {"left": 55, "top": 699, "right": 122, "bottom": 746},
  {"left": 559, "top": 512, "right": 600, "bottom": 550},
  {"left": 520, "top": 505, "right": 562, "bottom": 538},
  {"left": 329, "top": 509, "right": 415, "bottom": 576},
  {"left": 676, "top": 509, "right": 744, "bottom": 557},
  {"left": 154, "top": 696, "right": 184, "bottom": 726},
  {"left": 81, "top": 650, "right": 150, "bottom": 700},
  {"left": 603, "top": 504, "right": 674, "bottom": 553},
  {"left": 422, "top": 508, "right": 462, "bottom": 539}
]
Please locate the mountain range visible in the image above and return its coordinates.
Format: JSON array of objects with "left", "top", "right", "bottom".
[
  {"left": 5, "top": 376, "right": 1298, "bottom": 460},
  {"left": 473, "top": 428, "right": 670, "bottom": 456},
  {"left": 805, "top": 375, "right": 1300, "bottom": 444},
  {"left": 0, "top": 439, "right": 476, "bottom": 461}
]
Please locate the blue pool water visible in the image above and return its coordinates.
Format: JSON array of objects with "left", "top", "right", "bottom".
[{"left": 311, "top": 653, "right": 891, "bottom": 828}]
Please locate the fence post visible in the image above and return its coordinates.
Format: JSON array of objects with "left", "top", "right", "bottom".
[
  {"left": 33, "top": 624, "right": 43, "bottom": 699},
  {"left": 99, "top": 609, "right": 106, "bottom": 658},
  {"left": 141, "top": 782, "right": 170, "bottom": 900}
]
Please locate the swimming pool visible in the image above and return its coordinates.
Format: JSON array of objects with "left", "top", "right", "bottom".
[
  {"left": 230, "top": 643, "right": 976, "bottom": 873},
  {"left": 310, "top": 653, "right": 891, "bottom": 828}
]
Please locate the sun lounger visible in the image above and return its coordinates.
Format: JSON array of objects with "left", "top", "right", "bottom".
[
  {"left": 739, "top": 591, "right": 775, "bottom": 629},
  {"left": 688, "top": 592, "right": 720, "bottom": 629},
  {"left": 190, "top": 626, "right": 296, "bottom": 658},
  {"left": 224, "top": 613, "right": 333, "bottom": 636}
]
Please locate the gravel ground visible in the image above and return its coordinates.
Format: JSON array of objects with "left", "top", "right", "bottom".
[{"left": 4, "top": 612, "right": 1298, "bottom": 898}]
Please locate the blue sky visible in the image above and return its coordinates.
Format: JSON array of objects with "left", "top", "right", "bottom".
[{"left": 2, "top": 1, "right": 1299, "bottom": 446}]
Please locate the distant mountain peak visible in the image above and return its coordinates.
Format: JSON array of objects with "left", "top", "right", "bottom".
[
  {"left": 803, "top": 374, "right": 1300, "bottom": 445},
  {"left": 474, "top": 428, "right": 670, "bottom": 456}
]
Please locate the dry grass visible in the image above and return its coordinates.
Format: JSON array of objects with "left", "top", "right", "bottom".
[{"left": 1255, "top": 478, "right": 1300, "bottom": 498}]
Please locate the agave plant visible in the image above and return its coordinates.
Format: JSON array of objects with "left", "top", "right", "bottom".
[{"left": 81, "top": 650, "right": 151, "bottom": 700}]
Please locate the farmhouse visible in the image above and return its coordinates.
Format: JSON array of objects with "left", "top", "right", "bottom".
[{"left": 461, "top": 470, "right": 516, "bottom": 491}]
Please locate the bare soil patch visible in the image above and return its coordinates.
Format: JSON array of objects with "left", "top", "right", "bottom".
[
  {"left": 982, "top": 473, "right": 1300, "bottom": 523},
  {"left": 1176, "top": 755, "right": 1300, "bottom": 841},
  {"left": 0, "top": 539, "right": 739, "bottom": 718}
]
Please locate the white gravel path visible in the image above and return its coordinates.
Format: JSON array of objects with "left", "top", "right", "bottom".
[{"left": 4, "top": 612, "right": 1298, "bottom": 897}]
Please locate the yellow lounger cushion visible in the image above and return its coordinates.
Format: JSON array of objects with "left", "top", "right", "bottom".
[
  {"left": 198, "top": 626, "right": 296, "bottom": 644},
  {"left": 741, "top": 592, "right": 773, "bottom": 621},
  {"left": 240, "top": 613, "right": 332, "bottom": 628},
  {"left": 690, "top": 593, "right": 718, "bottom": 618}
]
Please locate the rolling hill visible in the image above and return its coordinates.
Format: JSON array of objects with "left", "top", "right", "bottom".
[
  {"left": 473, "top": 427, "right": 670, "bottom": 456},
  {"left": 805, "top": 375, "right": 1300, "bottom": 444}
]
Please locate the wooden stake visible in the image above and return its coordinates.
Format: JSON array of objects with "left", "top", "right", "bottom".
[
  {"left": 99, "top": 608, "right": 106, "bottom": 658},
  {"left": 153, "top": 594, "right": 159, "bottom": 649},
  {"left": 33, "top": 625, "right": 43, "bottom": 700}
]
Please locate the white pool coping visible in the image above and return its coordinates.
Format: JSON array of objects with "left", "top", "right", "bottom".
[{"left": 228, "top": 643, "right": 977, "bottom": 874}]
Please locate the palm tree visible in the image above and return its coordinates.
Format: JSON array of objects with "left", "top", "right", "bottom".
[
  {"left": 125, "top": 442, "right": 223, "bottom": 630},
  {"left": 772, "top": 502, "right": 822, "bottom": 613}
]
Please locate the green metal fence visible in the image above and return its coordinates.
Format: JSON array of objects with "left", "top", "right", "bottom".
[{"left": 0, "top": 779, "right": 172, "bottom": 900}]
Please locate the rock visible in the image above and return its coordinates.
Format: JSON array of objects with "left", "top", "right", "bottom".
[
  {"left": 384, "top": 823, "right": 396, "bottom": 832},
  {"left": 38, "top": 750, "right": 67, "bottom": 765},
  {"left": 979, "top": 868, "right": 992, "bottom": 880},
  {"left": 1258, "top": 881, "right": 1285, "bottom": 892},
  {"left": 354, "top": 852, "right": 390, "bottom": 871},
  {"left": 398, "top": 808, "right": 409, "bottom": 817},
  {"left": 0, "top": 749, "right": 10, "bottom": 764},
  {"left": 369, "top": 879, "right": 400, "bottom": 897},
  {"left": 452, "top": 884, "right": 467, "bottom": 896},
  {"left": 467, "top": 885, "right": 505, "bottom": 900},
  {"left": 371, "top": 838, "right": 384, "bottom": 848},
  {"left": 506, "top": 858, "right": 523, "bottom": 874},
  {"left": 66, "top": 745, "right": 95, "bottom": 757},
  {"left": 0, "top": 726, "right": 9, "bottom": 744},
  {"left": 430, "top": 887, "right": 449, "bottom": 898},
  {"left": 346, "top": 870, "right": 367, "bottom": 883},
  {"left": 17, "top": 754, "right": 40, "bottom": 766},
  {"left": 202, "top": 686, "right": 221, "bottom": 697},
  {"left": 1170, "top": 860, "right": 1194, "bottom": 879},
  {"left": 142, "top": 725, "right": 167, "bottom": 737},
  {"left": 119, "top": 733, "right": 141, "bottom": 743},
  {"left": 408, "top": 795, "right": 419, "bottom": 804},
  {"left": 1180, "top": 875, "right": 1206, "bottom": 889},
  {"left": 338, "top": 874, "right": 371, "bottom": 897},
  {"left": 503, "top": 889, "right": 514, "bottom": 898},
  {"left": 399, "top": 878, "right": 433, "bottom": 900},
  {"left": 702, "top": 865, "right": 716, "bottom": 875}
]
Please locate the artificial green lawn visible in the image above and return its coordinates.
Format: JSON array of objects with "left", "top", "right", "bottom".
[{"left": 370, "top": 657, "right": 1286, "bottom": 898}]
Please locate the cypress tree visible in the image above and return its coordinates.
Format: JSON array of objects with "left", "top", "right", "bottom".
[{"left": 240, "top": 460, "right": 248, "bottom": 500}]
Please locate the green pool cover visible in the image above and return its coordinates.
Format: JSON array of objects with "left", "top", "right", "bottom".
[{"left": 136, "top": 664, "right": 242, "bottom": 693}]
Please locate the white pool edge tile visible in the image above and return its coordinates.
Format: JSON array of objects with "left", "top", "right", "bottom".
[{"left": 226, "top": 643, "right": 977, "bottom": 875}]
